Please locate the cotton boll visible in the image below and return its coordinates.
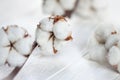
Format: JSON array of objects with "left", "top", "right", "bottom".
[
  {"left": 14, "top": 36, "right": 32, "bottom": 55},
  {"left": 36, "top": 16, "right": 72, "bottom": 56},
  {"left": 39, "top": 17, "right": 54, "bottom": 32},
  {"left": 7, "top": 49, "right": 27, "bottom": 67},
  {"left": 94, "top": 23, "right": 117, "bottom": 44},
  {"left": 60, "top": 0, "right": 76, "bottom": 10},
  {"left": 6, "top": 25, "right": 26, "bottom": 42},
  {"left": 54, "top": 38, "right": 68, "bottom": 51},
  {"left": 105, "top": 34, "right": 120, "bottom": 50},
  {"left": 36, "top": 28, "right": 51, "bottom": 46},
  {"left": 43, "top": 0, "right": 56, "bottom": 14},
  {"left": 53, "top": 20, "right": 72, "bottom": 40},
  {"left": 0, "top": 47, "right": 9, "bottom": 65},
  {"left": 88, "top": 44, "right": 107, "bottom": 64},
  {"left": 0, "top": 25, "right": 32, "bottom": 67},
  {"left": 0, "top": 28, "right": 9, "bottom": 46},
  {"left": 108, "top": 46, "right": 120, "bottom": 68}
]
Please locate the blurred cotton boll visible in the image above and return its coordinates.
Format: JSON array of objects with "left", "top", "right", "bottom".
[
  {"left": 42, "top": 0, "right": 78, "bottom": 17},
  {"left": 43, "top": 0, "right": 108, "bottom": 20},
  {"left": 86, "top": 22, "right": 120, "bottom": 73},
  {"left": 75, "top": 0, "right": 108, "bottom": 20}
]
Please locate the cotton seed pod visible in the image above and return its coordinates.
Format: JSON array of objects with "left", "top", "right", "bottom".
[
  {"left": 87, "top": 44, "right": 107, "bottom": 64},
  {"left": 105, "top": 34, "right": 120, "bottom": 50},
  {"left": 0, "top": 25, "right": 33, "bottom": 67},
  {"left": 54, "top": 38, "right": 68, "bottom": 51},
  {"left": 35, "top": 16, "right": 72, "bottom": 55},
  {"left": 94, "top": 23, "right": 118, "bottom": 44},
  {"left": 7, "top": 49, "right": 27, "bottom": 67},
  {"left": 108, "top": 46, "right": 120, "bottom": 71}
]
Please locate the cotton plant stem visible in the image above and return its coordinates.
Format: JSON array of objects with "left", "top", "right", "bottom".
[
  {"left": 2, "top": 67, "right": 21, "bottom": 80},
  {"left": 2, "top": 41, "right": 38, "bottom": 80}
]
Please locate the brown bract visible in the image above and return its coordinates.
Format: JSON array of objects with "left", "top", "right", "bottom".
[
  {"left": 65, "top": 32, "right": 73, "bottom": 41},
  {"left": 49, "top": 15, "right": 67, "bottom": 24},
  {"left": 48, "top": 32, "right": 58, "bottom": 54}
]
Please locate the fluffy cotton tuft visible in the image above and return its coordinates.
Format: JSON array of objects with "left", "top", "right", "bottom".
[
  {"left": 7, "top": 49, "right": 27, "bottom": 67},
  {"left": 53, "top": 20, "right": 71, "bottom": 40},
  {"left": 108, "top": 46, "right": 120, "bottom": 66},
  {"left": 87, "top": 44, "right": 107, "bottom": 64},
  {"left": 39, "top": 17, "right": 54, "bottom": 32}
]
